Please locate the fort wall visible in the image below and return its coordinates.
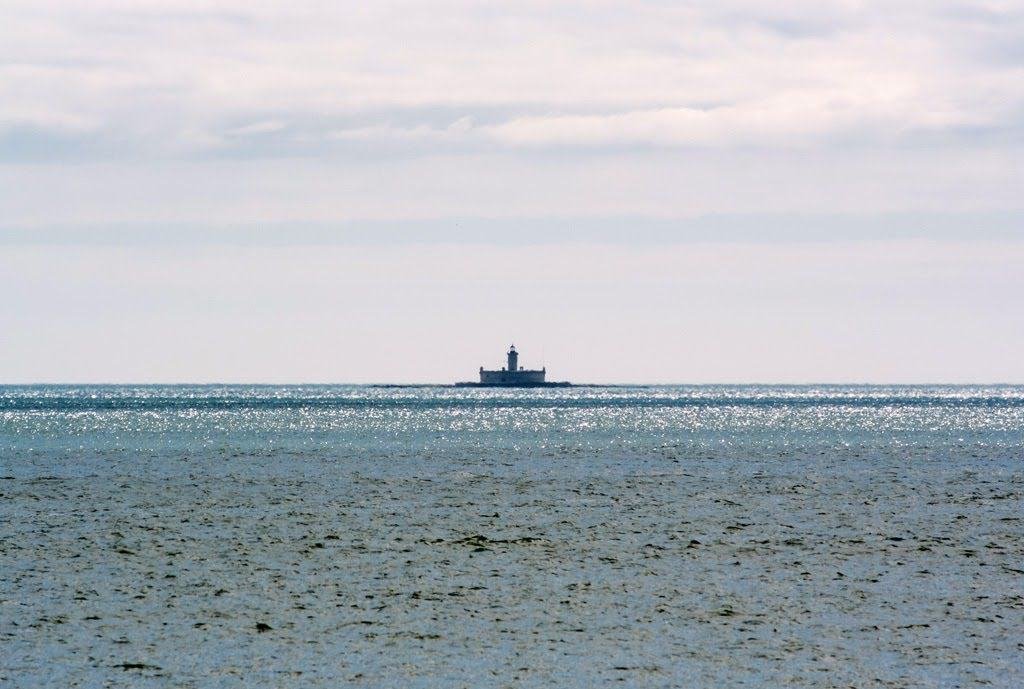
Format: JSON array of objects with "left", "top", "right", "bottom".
[{"left": 479, "top": 368, "right": 546, "bottom": 385}]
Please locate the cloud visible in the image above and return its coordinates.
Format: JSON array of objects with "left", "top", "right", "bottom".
[
  {"left": 1, "top": 0, "right": 1022, "bottom": 160},
  {"left": 0, "top": 0, "right": 1021, "bottom": 230},
  {"left": 225, "top": 120, "right": 287, "bottom": 137},
  {"left": 327, "top": 116, "right": 474, "bottom": 144},
  {"left": 482, "top": 96, "right": 990, "bottom": 149}
]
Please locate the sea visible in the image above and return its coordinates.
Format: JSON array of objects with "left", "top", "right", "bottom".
[{"left": 2, "top": 384, "right": 1022, "bottom": 688}]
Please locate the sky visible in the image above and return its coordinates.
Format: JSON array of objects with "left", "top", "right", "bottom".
[{"left": 1, "top": 0, "right": 1023, "bottom": 383}]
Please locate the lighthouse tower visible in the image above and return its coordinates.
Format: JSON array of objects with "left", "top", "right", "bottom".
[{"left": 507, "top": 345, "right": 518, "bottom": 372}]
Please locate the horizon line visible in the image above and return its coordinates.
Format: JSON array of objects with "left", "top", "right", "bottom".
[{"left": 2, "top": 381, "right": 1023, "bottom": 387}]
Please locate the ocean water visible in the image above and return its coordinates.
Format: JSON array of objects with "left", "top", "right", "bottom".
[{"left": 1, "top": 385, "right": 1022, "bottom": 688}]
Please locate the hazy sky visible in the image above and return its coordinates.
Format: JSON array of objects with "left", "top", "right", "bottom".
[{"left": 2, "top": 1, "right": 1022, "bottom": 382}]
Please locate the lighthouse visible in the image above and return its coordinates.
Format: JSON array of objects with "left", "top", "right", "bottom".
[{"left": 456, "top": 344, "right": 568, "bottom": 386}]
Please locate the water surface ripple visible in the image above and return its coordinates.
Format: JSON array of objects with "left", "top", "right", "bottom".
[{"left": 1, "top": 385, "right": 1022, "bottom": 687}]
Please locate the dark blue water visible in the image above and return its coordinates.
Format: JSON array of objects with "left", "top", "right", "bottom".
[{"left": 2, "top": 385, "right": 1022, "bottom": 688}]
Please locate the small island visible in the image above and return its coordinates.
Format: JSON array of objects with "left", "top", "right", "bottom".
[{"left": 456, "top": 345, "right": 571, "bottom": 387}]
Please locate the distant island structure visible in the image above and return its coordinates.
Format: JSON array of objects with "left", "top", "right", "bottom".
[{"left": 455, "top": 345, "right": 571, "bottom": 387}]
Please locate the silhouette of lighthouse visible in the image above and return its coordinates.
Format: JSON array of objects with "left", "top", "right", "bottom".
[{"left": 462, "top": 343, "right": 563, "bottom": 386}]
